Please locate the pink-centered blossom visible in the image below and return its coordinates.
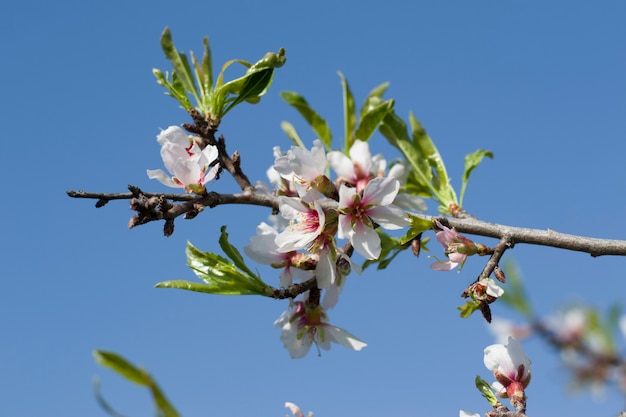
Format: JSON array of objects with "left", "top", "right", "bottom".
[
  {"left": 147, "top": 126, "right": 219, "bottom": 194},
  {"left": 327, "top": 139, "right": 384, "bottom": 192},
  {"left": 274, "top": 194, "right": 330, "bottom": 253},
  {"left": 430, "top": 220, "right": 480, "bottom": 271},
  {"left": 338, "top": 176, "right": 409, "bottom": 260},
  {"left": 484, "top": 336, "right": 531, "bottom": 410},
  {"left": 274, "top": 297, "right": 367, "bottom": 358}
]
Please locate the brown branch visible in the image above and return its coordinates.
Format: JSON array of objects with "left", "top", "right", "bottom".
[
  {"left": 478, "top": 237, "right": 513, "bottom": 281},
  {"left": 66, "top": 187, "right": 626, "bottom": 257},
  {"left": 438, "top": 216, "right": 626, "bottom": 257}
]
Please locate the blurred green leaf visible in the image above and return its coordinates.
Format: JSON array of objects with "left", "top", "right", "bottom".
[
  {"left": 281, "top": 91, "right": 332, "bottom": 149},
  {"left": 475, "top": 375, "right": 500, "bottom": 406},
  {"left": 94, "top": 350, "right": 151, "bottom": 386},
  {"left": 280, "top": 121, "right": 305, "bottom": 147},
  {"left": 499, "top": 260, "right": 534, "bottom": 319},
  {"left": 94, "top": 350, "right": 180, "bottom": 417},
  {"left": 460, "top": 149, "right": 493, "bottom": 207},
  {"left": 458, "top": 300, "right": 481, "bottom": 319},
  {"left": 338, "top": 72, "right": 356, "bottom": 150}
]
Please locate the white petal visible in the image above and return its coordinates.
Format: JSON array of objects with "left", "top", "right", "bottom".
[
  {"left": 327, "top": 151, "right": 356, "bottom": 181},
  {"left": 361, "top": 176, "right": 399, "bottom": 206},
  {"left": 160, "top": 142, "right": 189, "bottom": 173},
  {"left": 173, "top": 159, "right": 202, "bottom": 187},
  {"left": 393, "top": 193, "right": 428, "bottom": 212},
  {"left": 349, "top": 140, "right": 372, "bottom": 174},
  {"left": 324, "top": 325, "right": 367, "bottom": 351},
  {"left": 366, "top": 205, "right": 409, "bottom": 229},
  {"left": 351, "top": 221, "right": 381, "bottom": 260},
  {"left": 338, "top": 183, "right": 358, "bottom": 210},
  {"left": 146, "top": 169, "right": 179, "bottom": 188},
  {"left": 157, "top": 126, "right": 189, "bottom": 146}
]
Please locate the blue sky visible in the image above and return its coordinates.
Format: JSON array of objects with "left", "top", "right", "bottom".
[{"left": 2, "top": 1, "right": 626, "bottom": 416}]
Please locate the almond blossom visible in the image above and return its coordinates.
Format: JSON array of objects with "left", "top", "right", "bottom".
[
  {"left": 273, "top": 140, "right": 334, "bottom": 197},
  {"left": 484, "top": 336, "right": 531, "bottom": 411},
  {"left": 430, "top": 220, "right": 486, "bottom": 271},
  {"left": 327, "top": 139, "right": 384, "bottom": 192},
  {"left": 274, "top": 295, "right": 367, "bottom": 358},
  {"left": 274, "top": 193, "right": 331, "bottom": 253},
  {"left": 146, "top": 126, "right": 219, "bottom": 194},
  {"left": 338, "top": 176, "right": 409, "bottom": 260}
]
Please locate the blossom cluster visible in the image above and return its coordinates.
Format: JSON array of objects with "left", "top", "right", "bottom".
[{"left": 249, "top": 139, "right": 421, "bottom": 357}]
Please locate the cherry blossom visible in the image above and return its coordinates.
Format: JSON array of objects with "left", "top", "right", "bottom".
[
  {"left": 338, "top": 176, "right": 409, "bottom": 260},
  {"left": 274, "top": 296, "right": 367, "bottom": 358},
  {"left": 484, "top": 336, "right": 531, "bottom": 410},
  {"left": 146, "top": 126, "right": 219, "bottom": 194}
]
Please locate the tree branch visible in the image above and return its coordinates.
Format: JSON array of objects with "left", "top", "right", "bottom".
[{"left": 66, "top": 187, "right": 626, "bottom": 257}]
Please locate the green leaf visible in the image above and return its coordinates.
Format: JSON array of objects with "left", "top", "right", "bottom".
[
  {"left": 475, "top": 375, "right": 500, "bottom": 406},
  {"left": 157, "top": 242, "right": 269, "bottom": 296},
  {"left": 281, "top": 91, "right": 332, "bottom": 149},
  {"left": 460, "top": 149, "right": 493, "bottom": 207},
  {"left": 190, "top": 37, "right": 213, "bottom": 104},
  {"left": 354, "top": 99, "right": 394, "bottom": 142},
  {"left": 94, "top": 350, "right": 151, "bottom": 386},
  {"left": 409, "top": 112, "right": 458, "bottom": 210},
  {"left": 280, "top": 121, "right": 305, "bottom": 147},
  {"left": 362, "top": 230, "right": 409, "bottom": 270},
  {"left": 223, "top": 68, "right": 274, "bottom": 115},
  {"left": 399, "top": 214, "right": 433, "bottom": 245},
  {"left": 338, "top": 72, "right": 356, "bottom": 150},
  {"left": 218, "top": 226, "right": 258, "bottom": 277},
  {"left": 366, "top": 82, "right": 390, "bottom": 102},
  {"left": 160, "top": 27, "right": 200, "bottom": 106},
  {"left": 458, "top": 300, "right": 481, "bottom": 318},
  {"left": 380, "top": 111, "right": 457, "bottom": 209},
  {"left": 94, "top": 350, "right": 180, "bottom": 417}
]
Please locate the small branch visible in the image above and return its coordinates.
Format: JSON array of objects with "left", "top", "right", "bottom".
[
  {"left": 215, "top": 134, "right": 254, "bottom": 192},
  {"left": 268, "top": 277, "right": 318, "bottom": 299},
  {"left": 478, "top": 237, "right": 512, "bottom": 281}
]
